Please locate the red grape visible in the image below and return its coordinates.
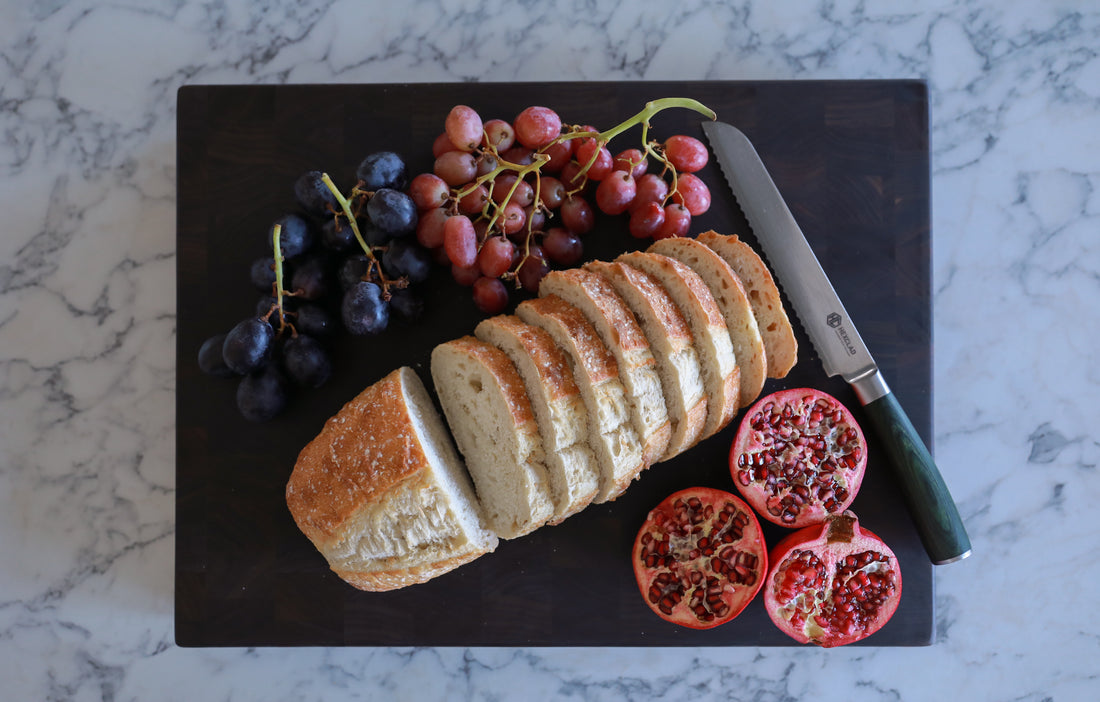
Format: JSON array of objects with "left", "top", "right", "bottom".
[
  {"left": 416, "top": 207, "right": 449, "bottom": 248},
  {"left": 540, "top": 139, "right": 574, "bottom": 172},
  {"left": 670, "top": 173, "right": 711, "bottom": 215},
  {"left": 500, "top": 202, "right": 526, "bottom": 236},
  {"left": 613, "top": 148, "right": 648, "bottom": 179},
  {"left": 524, "top": 204, "right": 547, "bottom": 233},
  {"left": 543, "top": 227, "right": 584, "bottom": 266},
  {"left": 575, "top": 140, "right": 613, "bottom": 180},
  {"left": 595, "top": 171, "right": 637, "bottom": 215},
  {"left": 446, "top": 105, "right": 483, "bottom": 151},
  {"left": 482, "top": 119, "right": 515, "bottom": 151},
  {"left": 633, "top": 173, "right": 669, "bottom": 210},
  {"left": 491, "top": 173, "right": 534, "bottom": 207},
  {"left": 434, "top": 150, "right": 477, "bottom": 186},
  {"left": 408, "top": 173, "right": 449, "bottom": 210},
  {"left": 537, "top": 176, "right": 566, "bottom": 209},
  {"left": 500, "top": 146, "right": 535, "bottom": 166},
  {"left": 478, "top": 236, "right": 515, "bottom": 278},
  {"left": 628, "top": 201, "right": 665, "bottom": 239},
  {"left": 457, "top": 184, "right": 489, "bottom": 215},
  {"left": 452, "top": 261, "right": 481, "bottom": 286},
  {"left": 559, "top": 160, "right": 587, "bottom": 191},
  {"left": 443, "top": 215, "right": 478, "bottom": 267},
  {"left": 476, "top": 152, "right": 499, "bottom": 177},
  {"left": 472, "top": 276, "right": 510, "bottom": 314},
  {"left": 514, "top": 106, "right": 562, "bottom": 149},
  {"left": 654, "top": 203, "right": 691, "bottom": 239},
  {"left": 560, "top": 195, "right": 595, "bottom": 234},
  {"left": 664, "top": 135, "right": 708, "bottom": 172},
  {"left": 517, "top": 245, "right": 550, "bottom": 292},
  {"left": 433, "top": 132, "right": 460, "bottom": 157}
]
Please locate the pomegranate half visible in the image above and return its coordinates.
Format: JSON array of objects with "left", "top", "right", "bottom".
[
  {"left": 632, "top": 487, "right": 767, "bottom": 629},
  {"left": 730, "top": 388, "right": 867, "bottom": 528},
  {"left": 764, "top": 511, "right": 902, "bottom": 647}
]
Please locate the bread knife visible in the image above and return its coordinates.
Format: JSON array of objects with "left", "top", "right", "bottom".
[{"left": 701, "top": 120, "right": 971, "bottom": 565}]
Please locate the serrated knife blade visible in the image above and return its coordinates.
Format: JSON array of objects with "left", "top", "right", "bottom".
[{"left": 702, "top": 120, "right": 971, "bottom": 565}]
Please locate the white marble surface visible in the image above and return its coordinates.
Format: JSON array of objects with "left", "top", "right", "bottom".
[{"left": 1, "top": 0, "right": 1097, "bottom": 699}]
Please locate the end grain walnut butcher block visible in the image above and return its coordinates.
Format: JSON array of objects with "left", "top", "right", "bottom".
[
  {"left": 431, "top": 336, "right": 556, "bottom": 539},
  {"left": 617, "top": 251, "right": 741, "bottom": 440},
  {"left": 696, "top": 230, "right": 798, "bottom": 379},
  {"left": 516, "top": 294, "right": 645, "bottom": 502},
  {"left": 584, "top": 260, "right": 708, "bottom": 459},
  {"left": 474, "top": 314, "right": 601, "bottom": 524},
  {"left": 648, "top": 236, "right": 768, "bottom": 408},
  {"left": 538, "top": 268, "right": 671, "bottom": 467},
  {"left": 285, "top": 367, "right": 498, "bottom": 592}
]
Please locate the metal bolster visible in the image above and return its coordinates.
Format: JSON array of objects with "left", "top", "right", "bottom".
[{"left": 848, "top": 367, "right": 891, "bottom": 405}]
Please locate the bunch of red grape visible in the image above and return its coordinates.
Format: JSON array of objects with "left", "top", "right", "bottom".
[
  {"left": 409, "top": 103, "right": 713, "bottom": 314},
  {"left": 197, "top": 152, "right": 432, "bottom": 421}
]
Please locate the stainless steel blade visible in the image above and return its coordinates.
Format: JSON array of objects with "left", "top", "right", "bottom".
[{"left": 702, "top": 120, "right": 879, "bottom": 388}]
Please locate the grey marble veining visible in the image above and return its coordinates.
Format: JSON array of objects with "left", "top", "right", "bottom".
[{"left": 1, "top": 0, "right": 1098, "bottom": 699}]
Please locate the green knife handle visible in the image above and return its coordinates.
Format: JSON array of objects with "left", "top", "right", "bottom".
[{"left": 862, "top": 390, "right": 972, "bottom": 565}]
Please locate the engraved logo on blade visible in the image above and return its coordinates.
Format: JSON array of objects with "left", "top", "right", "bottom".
[{"left": 827, "top": 312, "right": 858, "bottom": 356}]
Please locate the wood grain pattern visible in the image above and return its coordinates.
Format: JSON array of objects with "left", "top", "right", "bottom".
[{"left": 176, "top": 81, "right": 934, "bottom": 646}]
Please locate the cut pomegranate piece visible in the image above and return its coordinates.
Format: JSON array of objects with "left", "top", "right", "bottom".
[
  {"left": 632, "top": 487, "right": 767, "bottom": 629},
  {"left": 764, "top": 511, "right": 902, "bottom": 647},
  {"left": 730, "top": 388, "right": 867, "bottom": 528}
]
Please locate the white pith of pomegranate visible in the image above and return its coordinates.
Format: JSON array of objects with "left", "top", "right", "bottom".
[
  {"left": 763, "top": 511, "right": 902, "bottom": 647},
  {"left": 730, "top": 388, "right": 867, "bottom": 528},
  {"left": 632, "top": 487, "right": 767, "bottom": 629}
]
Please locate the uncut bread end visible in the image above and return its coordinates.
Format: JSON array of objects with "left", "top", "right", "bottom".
[
  {"left": 538, "top": 268, "right": 670, "bottom": 467},
  {"left": 286, "top": 367, "right": 498, "bottom": 592},
  {"left": 584, "top": 260, "right": 708, "bottom": 459},
  {"left": 431, "top": 337, "right": 555, "bottom": 540},
  {"left": 474, "top": 315, "right": 600, "bottom": 524},
  {"left": 649, "top": 236, "right": 768, "bottom": 408},
  {"left": 696, "top": 230, "right": 798, "bottom": 378},
  {"left": 516, "top": 294, "right": 645, "bottom": 502}
]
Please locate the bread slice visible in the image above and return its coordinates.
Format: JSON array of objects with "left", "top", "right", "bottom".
[
  {"left": 649, "top": 237, "right": 768, "bottom": 408},
  {"left": 516, "top": 294, "right": 645, "bottom": 502},
  {"left": 286, "top": 367, "right": 498, "bottom": 591},
  {"left": 585, "top": 260, "right": 708, "bottom": 458},
  {"left": 431, "top": 337, "right": 555, "bottom": 539},
  {"left": 474, "top": 315, "right": 600, "bottom": 523},
  {"left": 616, "top": 251, "right": 740, "bottom": 439},
  {"left": 538, "top": 269, "right": 671, "bottom": 466},
  {"left": 696, "top": 230, "right": 798, "bottom": 378}
]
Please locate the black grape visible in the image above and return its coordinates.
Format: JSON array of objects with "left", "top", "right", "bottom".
[
  {"left": 236, "top": 366, "right": 288, "bottom": 422},
  {"left": 342, "top": 281, "right": 389, "bottom": 335},
  {"left": 250, "top": 256, "right": 277, "bottom": 291},
  {"left": 389, "top": 288, "right": 424, "bottom": 321},
  {"left": 321, "top": 215, "right": 356, "bottom": 251},
  {"left": 366, "top": 188, "right": 417, "bottom": 237},
  {"left": 364, "top": 220, "right": 392, "bottom": 247},
  {"left": 290, "top": 255, "right": 333, "bottom": 301},
  {"left": 222, "top": 317, "right": 274, "bottom": 374},
  {"left": 295, "top": 304, "right": 334, "bottom": 337},
  {"left": 382, "top": 239, "right": 432, "bottom": 283},
  {"left": 255, "top": 295, "right": 296, "bottom": 328},
  {"left": 268, "top": 213, "right": 315, "bottom": 259},
  {"left": 356, "top": 151, "right": 408, "bottom": 190},
  {"left": 198, "top": 334, "right": 235, "bottom": 377},
  {"left": 283, "top": 335, "right": 333, "bottom": 388},
  {"left": 294, "top": 170, "right": 339, "bottom": 216},
  {"left": 338, "top": 254, "right": 373, "bottom": 290}
]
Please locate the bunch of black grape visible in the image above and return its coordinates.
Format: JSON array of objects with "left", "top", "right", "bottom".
[{"left": 197, "top": 151, "right": 431, "bottom": 422}]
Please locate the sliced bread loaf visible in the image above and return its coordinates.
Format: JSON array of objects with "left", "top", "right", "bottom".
[
  {"left": 538, "top": 268, "right": 671, "bottom": 466},
  {"left": 474, "top": 315, "right": 601, "bottom": 524},
  {"left": 696, "top": 230, "right": 798, "bottom": 378},
  {"left": 430, "top": 336, "right": 555, "bottom": 539},
  {"left": 649, "top": 236, "right": 768, "bottom": 408},
  {"left": 585, "top": 260, "right": 708, "bottom": 458},
  {"left": 617, "top": 251, "right": 741, "bottom": 439},
  {"left": 286, "top": 366, "right": 499, "bottom": 591},
  {"left": 516, "top": 294, "right": 645, "bottom": 502}
]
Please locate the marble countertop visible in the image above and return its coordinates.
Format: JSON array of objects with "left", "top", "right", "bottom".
[{"left": 2, "top": 0, "right": 1096, "bottom": 699}]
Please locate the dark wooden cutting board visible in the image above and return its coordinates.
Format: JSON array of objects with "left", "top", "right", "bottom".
[{"left": 176, "top": 81, "right": 934, "bottom": 646}]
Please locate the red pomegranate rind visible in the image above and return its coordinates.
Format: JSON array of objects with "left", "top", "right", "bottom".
[
  {"left": 730, "top": 388, "right": 867, "bottom": 528},
  {"left": 763, "top": 512, "right": 902, "bottom": 647},
  {"left": 632, "top": 487, "right": 767, "bottom": 629}
]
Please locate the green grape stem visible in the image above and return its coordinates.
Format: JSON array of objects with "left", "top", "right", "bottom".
[
  {"left": 270, "top": 224, "right": 289, "bottom": 336},
  {"left": 321, "top": 173, "right": 403, "bottom": 293}
]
